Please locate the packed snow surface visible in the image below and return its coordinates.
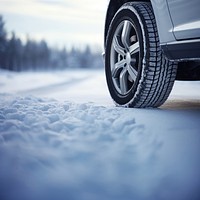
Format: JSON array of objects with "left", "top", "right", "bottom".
[{"left": 0, "top": 69, "right": 200, "bottom": 200}]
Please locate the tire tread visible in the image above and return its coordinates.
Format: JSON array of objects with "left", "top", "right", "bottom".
[{"left": 127, "top": 2, "right": 177, "bottom": 108}]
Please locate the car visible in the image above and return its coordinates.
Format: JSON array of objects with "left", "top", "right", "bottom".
[{"left": 103, "top": 0, "right": 200, "bottom": 108}]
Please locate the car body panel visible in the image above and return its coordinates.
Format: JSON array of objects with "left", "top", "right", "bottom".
[
  {"left": 167, "top": 0, "right": 200, "bottom": 40},
  {"left": 151, "top": 0, "right": 176, "bottom": 44}
]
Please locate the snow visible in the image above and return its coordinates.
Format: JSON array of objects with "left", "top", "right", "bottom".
[
  {"left": 0, "top": 69, "right": 200, "bottom": 200},
  {"left": 0, "top": 69, "right": 111, "bottom": 105}
]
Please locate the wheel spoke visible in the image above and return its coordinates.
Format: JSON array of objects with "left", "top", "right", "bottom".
[
  {"left": 127, "top": 65, "right": 137, "bottom": 82},
  {"left": 119, "top": 68, "right": 128, "bottom": 95},
  {"left": 121, "top": 20, "right": 131, "bottom": 49},
  {"left": 113, "top": 35, "right": 125, "bottom": 56},
  {"left": 112, "top": 59, "right": 126, "bottom": 78},
  {"left": 129, "top": 41, "right": 139, "bottom": 55}
]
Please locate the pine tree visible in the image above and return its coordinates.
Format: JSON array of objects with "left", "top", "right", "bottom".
[
  {"left": 6, "top": 32, "right": 23, "bottom": 71},
  {"left": 38, "top": 40, "right": 50, "bottom": 70},
  {"left": 0, "top": 15, "right": 7, "bottom": 69}
]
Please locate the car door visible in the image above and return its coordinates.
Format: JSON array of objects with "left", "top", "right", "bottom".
[{"left": 167, "top": 0, "right": 200, "bottom": 40}]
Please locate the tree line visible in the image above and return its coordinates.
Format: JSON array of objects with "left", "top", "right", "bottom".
[{"left": 0, "top": 15, "right": 103, "bottom": 71}]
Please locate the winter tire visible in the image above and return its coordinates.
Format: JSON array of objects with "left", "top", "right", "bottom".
[{"left": 105, "top": 2, "right": 177, "bottom": 108}]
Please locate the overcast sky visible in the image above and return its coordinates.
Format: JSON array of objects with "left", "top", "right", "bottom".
[{"left": 0, "top": 0, "right": 108, "bottom": 50}]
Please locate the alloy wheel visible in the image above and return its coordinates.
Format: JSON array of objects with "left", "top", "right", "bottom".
[{"left": 110, "top": 20, "right": 140, "bottom": 95}]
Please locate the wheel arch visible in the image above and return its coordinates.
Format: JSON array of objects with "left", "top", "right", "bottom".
[
  {"left": 104, "top": 0, "right": 150, "bottom": 47},
  {"left": 104, "top": 0, "right": 176, "bottom": 48}
]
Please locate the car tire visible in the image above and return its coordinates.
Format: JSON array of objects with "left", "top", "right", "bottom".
[{"left": 105, "top": 2, "right": 177, "bottom": 108}]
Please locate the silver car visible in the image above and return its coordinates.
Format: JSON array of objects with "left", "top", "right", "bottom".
[{"left": 104, "top": 0, "right": 200, "bottom": 108}]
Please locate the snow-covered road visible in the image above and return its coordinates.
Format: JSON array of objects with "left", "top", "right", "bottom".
[{"left": 0, "top": 69, "right": 200, "bottom": 200}]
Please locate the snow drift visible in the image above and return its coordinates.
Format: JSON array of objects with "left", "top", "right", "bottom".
[{"left": 0, "top": 69, "right": 200, "bottom": 200}]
